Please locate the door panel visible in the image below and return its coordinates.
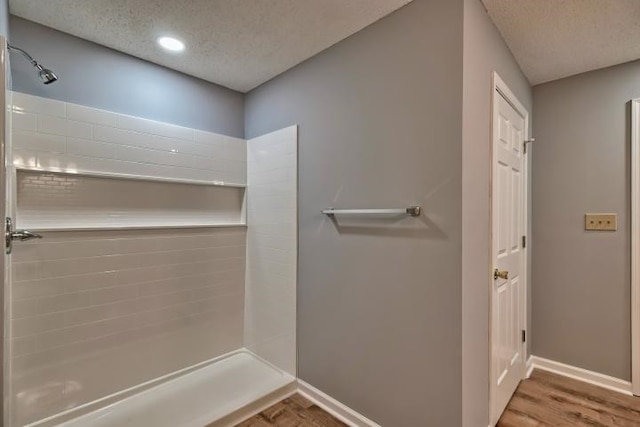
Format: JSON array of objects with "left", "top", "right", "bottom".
[
  {"left": 491, "top": 86, "right": 527, "bottom": 425},
  {"left": 1, "top": 36, "right": 8, "bottom": 427}
]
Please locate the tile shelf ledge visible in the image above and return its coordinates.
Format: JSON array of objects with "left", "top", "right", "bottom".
[
  {"left": 15, "top": 223, "right": 248, "bottom": 232},
  {"left": 14, "top": 166, "right": 247, "bottom": 188}
]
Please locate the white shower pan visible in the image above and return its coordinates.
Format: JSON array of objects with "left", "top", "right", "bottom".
[{"left": 36, "top": 351, "right": 295, "bottom": 427}]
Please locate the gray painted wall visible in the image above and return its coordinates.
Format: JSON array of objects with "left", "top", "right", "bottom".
[
  {"left": 532, "top": 60, "right": 640, "bottom": 380},
  {"left": 461, "top": 0, "right": 532, "bottom": 425},
  {"left": 245, "top": 0, "right": 464, "bottom": 425},
  {"left": 9, "top": 16, "right": 244, "bottom": 138}
]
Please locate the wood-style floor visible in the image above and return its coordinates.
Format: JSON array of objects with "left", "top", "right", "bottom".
[
  {"left": 498, "top": 369, "right": 640, "bottom": 426},
  {"left": 236, "top": 370, "right": 640, "bottom": 426},
  {"left": 235, "top": 394, "right": 347, "bottom": 427}
]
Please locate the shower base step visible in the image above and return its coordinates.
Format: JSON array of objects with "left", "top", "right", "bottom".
[{"left": 54, "top": 351, "right": 295, "bottom": 427}]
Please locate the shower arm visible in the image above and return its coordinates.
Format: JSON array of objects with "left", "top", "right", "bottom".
[
  {"left": 7, "top": 43, "right": 42, "bottom": 69},
  {"left": 7, "top": 42, "right": 58, "bottom": 84}
]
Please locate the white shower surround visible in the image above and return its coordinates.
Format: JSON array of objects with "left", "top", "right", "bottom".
[
  {"left": 245, "top": 126, "right": 298, "bottom": 375},
  {"left": 7, "top": 93, "right": 298, "bottom": 426},
  {"left": 11, "top": 91, "right": 247, "bottom": 186}
]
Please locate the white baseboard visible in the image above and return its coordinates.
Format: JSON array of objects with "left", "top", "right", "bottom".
[
  {"left": 525, "top": 355, "right": 534, "bottom": 378},
  {"left": 231, "top": 357, "right": 632, "bottom": 427},
  {"left": 530, "top": 356, "right": 633, "bottom": 396},
  {"left": 297, "top": 380, "right": 381, "bottom": 427}
]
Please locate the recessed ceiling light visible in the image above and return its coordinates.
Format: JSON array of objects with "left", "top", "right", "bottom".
[{"left": 157, "top": 36, "right": 185, "bottom": 52}]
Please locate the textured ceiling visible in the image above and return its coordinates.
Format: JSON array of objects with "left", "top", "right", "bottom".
[
  {"left": 482, "top": 0, "right": 640, "bottom": 85},
  {"left": 9, "top": 0, "right": 412, "bottom": 92}
]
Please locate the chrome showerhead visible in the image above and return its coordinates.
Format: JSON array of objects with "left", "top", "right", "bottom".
[
  {"left": 7, "top": 43, "right": 58, "bottom": 85},
  {"left": 36, "top": 65, "right": 58, "bottom": 84}
]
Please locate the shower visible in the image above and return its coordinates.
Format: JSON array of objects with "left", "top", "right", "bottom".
[{"left": 7, "top": 43, "right": 58, "bottom": 84}]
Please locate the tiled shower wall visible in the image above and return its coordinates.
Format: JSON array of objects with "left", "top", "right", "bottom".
[
  {"left": 7, "top": 93, "right": 298, "bottom": 425},
  {"left": 11, "top": 228, "right": 246, "bottom": 425},
  {"left": 245, "top": 126, "right": 297, "bottom": 375},
  {"left": 11, "top": 91, "right": 247, "bottom": 185},
  {"left": 8, "top": 93, "right": 251, "bottom": 425}
]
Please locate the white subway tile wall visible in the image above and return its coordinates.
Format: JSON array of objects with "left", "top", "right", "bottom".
[
  {"left": 11, "top": 92, "right": 247, "bottom": 185},
  {"left": 8, "top": 92, "right": 298, "bottom": 425},
  {"left": 11, "top": 227, "right": 246, "bottom": 425},
  {"left": 17, "top": 171, "right": 245, "bottom": 230},
  {"left": 245, "top": 126, "right": 297, "bottom": 375}
]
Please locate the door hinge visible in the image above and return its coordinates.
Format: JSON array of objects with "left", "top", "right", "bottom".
[
  {"left": 522, "top": 330, "right": 526, "bottom": 343},
  {"left": 524, "top": 138, "right": 535, "bottom": 154},
  {"left": 522, "top": 235, "right": 526, "bottom": 248}
]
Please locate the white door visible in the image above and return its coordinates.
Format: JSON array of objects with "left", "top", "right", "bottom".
[
  {"left": 0, "top": 35, "right": 9, "bottom": 427},
  {"left": 490, "top": 74, "right": 528, "bottom": 425}
]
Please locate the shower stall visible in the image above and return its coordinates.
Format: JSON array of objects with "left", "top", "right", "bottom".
[{"left": 1, "top": 37, "right": 299, "bottom": 427}]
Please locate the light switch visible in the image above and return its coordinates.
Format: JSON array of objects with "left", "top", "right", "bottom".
[{"left": 585, "top": 213, "right": 617, "bottom": 231}]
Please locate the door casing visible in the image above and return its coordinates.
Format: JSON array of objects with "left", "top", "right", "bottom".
[{"left": 631, "top": 98, "right": 640, "bottom": 396}]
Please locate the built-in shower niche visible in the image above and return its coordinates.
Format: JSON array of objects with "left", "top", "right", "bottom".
[{"left": 15, "top": 170, "right": 246, "bottom": 230}]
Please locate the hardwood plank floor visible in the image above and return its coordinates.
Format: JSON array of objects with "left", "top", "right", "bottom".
[
  {"left": 235, "top": 394, "right": 347, "bottom": 427},
  {"left": 498, "top": 369, "right": 640, "bottom": 427},
  {"left": 236, "top": 370, "right": 640, "bottom": 427}
]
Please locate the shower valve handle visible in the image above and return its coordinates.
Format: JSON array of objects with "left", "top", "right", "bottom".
[
  {"left": 5, "top": 218, "right": 43, "bottom": 254},
  {"left": 11, "top": 230, "right": 43, "bottom": 242}
]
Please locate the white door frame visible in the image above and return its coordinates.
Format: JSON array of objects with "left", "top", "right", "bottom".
[
  {"left": 631, "top": 98, "right": 640, "bottom": 396},
  {"left": 489, "top": 72, "right": 529, "bottom": 425}
]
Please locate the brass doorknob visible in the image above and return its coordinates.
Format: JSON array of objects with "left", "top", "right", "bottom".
[{"left": 494, "top": 269, "right": 509, "bottom": 280}]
